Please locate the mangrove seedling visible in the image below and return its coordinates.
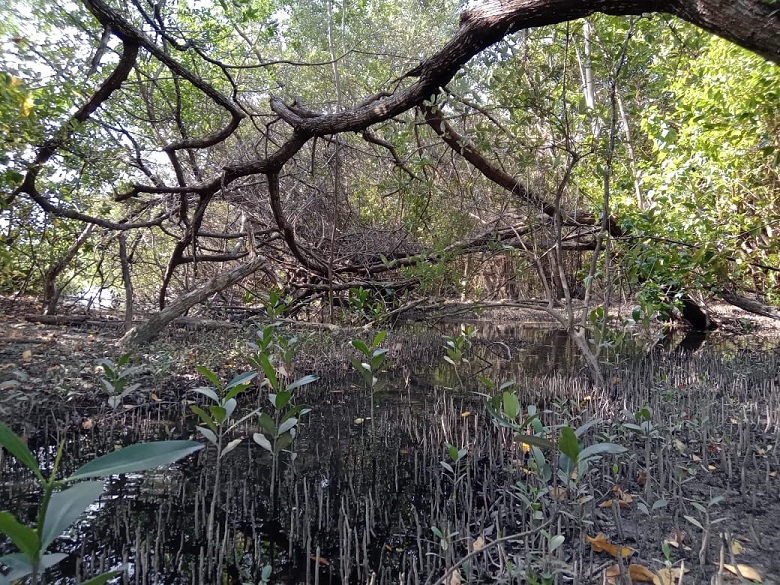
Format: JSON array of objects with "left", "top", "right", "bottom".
[
  {"left": 0, "top": 421, "right": 201, "bottom": 584},
  {"left": 97, "top": 352, "right": 144, "bottom": 409},
  {"left": 350, "top": 330, "right": 391, "bottom": 421},
  {"left": 190, "top": 367, "right": 258, "bottom": 543},
  {"left": 251, "top": 351, "right": 317, "bottom": 501}
]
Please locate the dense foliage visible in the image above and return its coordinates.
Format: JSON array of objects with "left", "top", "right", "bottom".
[{"left": 0, "top": 0, "right": 777, "bottom": 335}]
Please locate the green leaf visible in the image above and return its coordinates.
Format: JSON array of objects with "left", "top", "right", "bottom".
[
  {"left": 67, "top": 441, "right": 203, "bottom": 481},
  {"left": 253, "top": 433, "right": 273, "bottom": 452},
  {"left": 192, "top": 387, "right": 220, "bottom": 403},
  {"left": 195, "top": 426, "right": 217, "bottom": 445},
  {"left": 578, "top": 442, "right": 627, "bottom": 462},
  {"left": 350, "top": 339, "right": 370, "bottom": 356},
  {"left": 0, "top": 422, "right": 43, "bottom": 481},
  {"left": 278, "top": 418, "right": 297, "bottom": 435},
  {"left": 258, "top": 412, "right": 275, "bottom": 436},
  {"left": 513, "top": 433, "right": 554, "bottom": 451},
  {"left": 41, "top": 481, "right": 105, "bottom": 551},
  {"left": 196, "top": 366, "right": 222, "bottom": 390},
  {"left": 502, "top": 392, "right": 520, "bottom": 420},
  {"left": 0, "top": 552, "right": 36, "bottom": 582},
  {"left": 209, "top": 405, "right": 227, "bottom": 425},
  {"left": 0, "top": 511, "right": 40, "bottom": 561},
  {"left": 558, "top": 426, "right": 580, "bottom": 463},
  {"left": 549, "top": 534, "right": 565, "bottom": 552},
  {"left": 274, "top": 433, "right": 293, "bottom": 452},
  {"left": 274, "top": 391, "right": 292, "bottom": 410},
  {"left": 258, "top": 353, "right": 278, "bottom": 390},
  {"left": 372, "top": 330, "right": 387, "bottom": 347},
  {"left": 223, "top": 398, "right": 237, "bottom": 421},
  {"left": 227, "top": 371, "right": 257, "bottom": 390},
  {"left": 286, "top": 374, "right": 318, "bottom": 392},
  {"left": 78, "top": 569, "right": 125, "bottom": 584},
  {"left": 190, "top": 405, "right": 217, "bottom": 434}
]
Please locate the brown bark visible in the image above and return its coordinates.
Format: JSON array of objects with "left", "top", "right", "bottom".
[{"left": 121, "top": 255, "right": 269, "bottom": 347}]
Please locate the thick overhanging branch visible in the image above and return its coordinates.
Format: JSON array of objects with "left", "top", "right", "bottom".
[{"left": 82, "top": 0, "right": 245, "bottom": 152}]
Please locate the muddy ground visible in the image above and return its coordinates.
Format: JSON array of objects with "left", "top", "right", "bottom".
[{"left": 1, "top": 295, "right": 779, "bottom": 584}]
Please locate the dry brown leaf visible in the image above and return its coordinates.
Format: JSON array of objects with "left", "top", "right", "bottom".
[
  {"left": 600, "top": 489, "right": 634, "bottom": 508},
  {"left": 472, "top": 535, "right": 485, "bottom": 552},
  {"left": 549, "top": 486, "right": 568, "bottom": 501},
  {"left": 586, "top": 533, "right": 635, "bottom": 559},
  {"left": 723, "top": 563, "right": 762, "bottom": 582},
  {"left": 653, "top": 567, "right": 686, "bottom": 585},
  {"left": 604, "top": 563, "right": 656, "bottom": 583},
  {"left": 447, "top": 569, "right": 462, "bottom": 585}
]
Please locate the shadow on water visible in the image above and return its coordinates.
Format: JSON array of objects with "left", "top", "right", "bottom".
[{"left": 2, "top": 326, "right": 780, "bottom": 583}]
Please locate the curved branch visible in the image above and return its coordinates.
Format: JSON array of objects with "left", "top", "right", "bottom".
[{"left": 82, "top": 0, "right": 245, "bottom": 151}]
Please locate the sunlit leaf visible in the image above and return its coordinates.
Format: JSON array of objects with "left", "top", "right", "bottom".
[
  {"left": 40, "top": 481, "right": 105, "bottom": 551},
  {"left": 68, "top": 441, "right": 203, "bottom": 480},
  {"left": 253, "top": 433, "right": 272, "bottom": 452},
  {"left": 220, "top": 438, "right": 243, "bottom": 459},
  {"left": 604, "top": 563, "right": 656, "bottom": 583},
  {"left": 586, "top": 533, "right": 635, "bottom": 559},
  {"left": 723, "top": 564, "right": 762, "bottom": 582}
]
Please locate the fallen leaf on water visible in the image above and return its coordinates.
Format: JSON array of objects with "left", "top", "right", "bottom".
[
  {"left": 723, "top": 563, "right": 762, "bottom": 582},
  {"left": 604, "top": 563, "right": 656, "bottom": 583},
  {"left": 586, "top": 533, "right": 635, "bottom": 559},
  {"left": 22, "top": 349, "right": 32, "bottom": 362},
  {"left": 653, "top": 567, "right": 686, "bottom": 585}
]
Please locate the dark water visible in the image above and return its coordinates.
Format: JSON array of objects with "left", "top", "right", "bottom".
[{"left": 2, "top": 326, "right": 779, "bottom": 584}]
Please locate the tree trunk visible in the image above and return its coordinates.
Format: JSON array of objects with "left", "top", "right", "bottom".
[
  {"left": 121, "top": 255, "right": 268, "bottom": 347},
  {"left": 118, "top": 233, "right": 134, "bottom": 332},
  {"left": 42, "top": 223, "right": 97, "bottom": 315}
]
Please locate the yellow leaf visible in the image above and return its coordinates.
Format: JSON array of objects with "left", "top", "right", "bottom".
[
  {"left": 354, "top": 418, "right": 365, "bottom": 425},
  {"left": 707, "top": 464, "right": 716, "bottom": 471},
  {"left": 731, "top": 540, "right": 744, "bottom": 555},
  {"left": 22, "top": 349, "right": 32, "bottom": 362},
  {"left": 20, "top": 95, "right": 34, "bottom": 117},
  {"left": 460, "top": 411, "right": 471, "bottom": 417},
  {"left": 150, "top": 393, "right": 162, "bottom": 402},
  {"left": 653, "top": 567, "right": 686, "bottom": 585},
  {"left": 447, "top": 569, "right": 462, "bottom": 585},
  {"left": 604, "top": 563, "right": 656, "bottom": 583},
  {"left": 472, "top": 535, "right": 484, "bottom": 552},
  {"left": 723, "top": 564, "right": 762, "bottom": 582},
  {"left": 586, "top": 533, "right": 635, "bottom": 559}
]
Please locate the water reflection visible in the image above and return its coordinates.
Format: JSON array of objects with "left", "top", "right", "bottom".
[{"left": 1, "top": 326, "right": 779, "bottom": 583}]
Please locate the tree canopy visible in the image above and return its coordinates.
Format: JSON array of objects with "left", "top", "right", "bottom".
[{"left": 1, "top": 0, "right": 778, "bottom": 342}]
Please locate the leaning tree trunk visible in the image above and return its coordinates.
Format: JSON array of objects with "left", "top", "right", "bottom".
[
  {"left": 121, "top": 255, "right": 268, "bottom": 347},
  {"left": 42, "top": 223, "right": 97, "bottom": 315}
]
